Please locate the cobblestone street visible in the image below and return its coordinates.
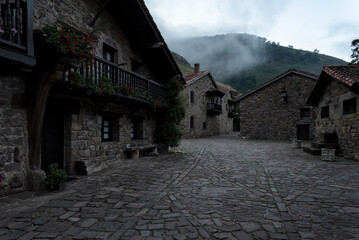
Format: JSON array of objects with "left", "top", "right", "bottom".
[{"left": 1, "top": 134, "right": 359, "bottom": 239}]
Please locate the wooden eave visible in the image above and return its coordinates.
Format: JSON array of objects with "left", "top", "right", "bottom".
[{"left": 103, "top": 0, "right": 181, "bottom": 83}]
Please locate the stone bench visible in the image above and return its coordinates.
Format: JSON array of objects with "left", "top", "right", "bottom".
[{"left": 125, "top": 144, "right": 158, "bottom": 160}]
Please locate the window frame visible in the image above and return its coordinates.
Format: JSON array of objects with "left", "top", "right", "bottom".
[
  {"left": 102, "top": 117, "right": 113, "bottom": 142},
  {"left": 190, "top": 116, "right": 194, "bottom": 129},
  {"left": 321, "top": 106, "right": 329, "bottom": 118},
  {"left": 190, "top": 91, "right": 195, "bottom": 104},
  {"left": 343, "top": 97, "right": 357, "bottom": 115},
  {"left": 131, "top": 118, "right": 144, "bottom": 140},
  {"left": 300, "top": 108, "right": 310, "bottom": 119}
]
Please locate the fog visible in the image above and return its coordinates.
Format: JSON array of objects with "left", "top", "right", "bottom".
[
  {"left": 146, "top": 0, "right": 359, "bottom": 62},
  {"left": 168, "top": 34, "right": 267, "bottom": 80}
]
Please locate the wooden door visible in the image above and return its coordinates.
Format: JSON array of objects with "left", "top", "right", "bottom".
[
  {"left": 41, "top": 110, "right": 64, "bottom": 173},
  {"left": 297, "top": 124, "right": 309, "bottom": 140}
]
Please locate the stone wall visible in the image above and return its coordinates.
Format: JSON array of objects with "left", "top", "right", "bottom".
[
  {"left": 63, "top": 101, "right": 155, "bottom": 175},
  {"left": 0, "top": 75, "right": 29, "bottom": 196},
  {"left": 219, "top": 92, "right": 234, "bottom": 134},
  {"left": 179, "top": 75, "right": 220, "bottom": 138},
  {"left": 239, "top": 73, "right": 317, "bottom": 140},
  {"left": 316, "top": 80, "right": 359, "bottom": 160},
  {"left": 33, "top": 0, "right": 154, "bottom": 79}
]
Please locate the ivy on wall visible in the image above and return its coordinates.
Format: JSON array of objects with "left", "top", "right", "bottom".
[{"left": 155, "top": 77, "right": 186, "bottom": 147}]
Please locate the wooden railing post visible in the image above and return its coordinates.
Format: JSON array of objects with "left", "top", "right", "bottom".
[{"left": 15, "top": 0, "right": 21, "bottom": 45}]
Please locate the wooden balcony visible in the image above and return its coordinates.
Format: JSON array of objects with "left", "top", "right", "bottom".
[
  {"left": 0, "top": 0, "right": 35, "bottom": 67},
  {"left": 207, "top": 103, "right": 222, "bottom": 115},
  {"left": 228, "top": 111, "right": 236, "bottom": 118},
  {"left": 64, "top": 56, "right": 168, "bottom": 101}
]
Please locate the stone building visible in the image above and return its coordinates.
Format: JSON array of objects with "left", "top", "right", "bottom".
[
  {"left": 307, "top": 65, "right": 359, "bottom": 160},
  {"left": 0, "top": 0, "right": 181, "bottom": 196},
  {"left": 237, "top": 69, "right": 318, "bottom": 140},
  {"left": 180, "top": 64, "right": 237, "bottom": 138}
]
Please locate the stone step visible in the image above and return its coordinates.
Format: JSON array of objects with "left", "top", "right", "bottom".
[{"left": 303, "top": 147, "right": 321, "bottom": 155}]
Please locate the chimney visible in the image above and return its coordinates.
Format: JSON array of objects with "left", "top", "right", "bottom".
[{"left": 194, "top": 63, "right": 200, "bottom": 73}]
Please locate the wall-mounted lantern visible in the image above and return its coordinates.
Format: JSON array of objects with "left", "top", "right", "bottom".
[{"left": 281, "top": 89, "right": 288, "bottom": 103}]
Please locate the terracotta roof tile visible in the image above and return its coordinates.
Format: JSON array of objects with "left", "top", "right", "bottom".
[
  {"left": 323, "top": 65, "right": 359, "bottom": 87},
  {"left": 183, "top": 70, "right": 209, "bottom": 85}
]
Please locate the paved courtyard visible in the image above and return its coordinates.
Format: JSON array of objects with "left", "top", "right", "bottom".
[{"left": 1, "top": 134, "right": 359, "bottom": 240}]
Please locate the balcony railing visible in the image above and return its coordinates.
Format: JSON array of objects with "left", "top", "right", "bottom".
[
  {"left": 64, "top": 56, "right": 168, "bottom": 100},
  {"left": 0, "top": 0, "right": 35, "bottom": 66},
  {"left": 207, "top": 103, "right": 222, "bottom": 115}
]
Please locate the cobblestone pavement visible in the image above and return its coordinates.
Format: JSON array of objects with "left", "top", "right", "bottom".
[{"left": 1, "top": 134, "right": 359, "bottom": 240}]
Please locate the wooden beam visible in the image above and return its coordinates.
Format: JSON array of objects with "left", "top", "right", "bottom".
[
  {"left": 89, "top": 0, "right": 111, "bottom": 27},
  {"left": 133, "top": 42, "right": 164, "bottom": 50}
]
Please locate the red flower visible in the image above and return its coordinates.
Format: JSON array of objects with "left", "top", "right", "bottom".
[
  {"left": 80, "top": 52, "right": 84, "bottom": 56},
  {"left": 67, "top": 36, "right": 71, "bottom": 40},
  {"left": 99, "top": 83, "right": 103, "bottom": 87},
  {"left": 68, "top": 47, "right": 72, "bottom": 51},
  {"left": 78, "top": 56, "right": 82, "bottom": 60},
  {"left": 56, "top": 38, "right": 61, "bottom": 42},
  {"left": 100, "top": 89, "right": 103, "bottom": 92},
  {"left": 88, "top": 42, "right": 92, "bottom": 46}
]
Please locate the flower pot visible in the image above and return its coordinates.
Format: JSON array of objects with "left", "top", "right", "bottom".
[{"left": 321, "top": 148, "right": 335, "bottom": 161}]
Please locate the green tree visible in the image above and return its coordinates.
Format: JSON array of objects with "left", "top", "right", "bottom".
[{"left": 350, "top": 39, "right": 359, "bottom": 65}]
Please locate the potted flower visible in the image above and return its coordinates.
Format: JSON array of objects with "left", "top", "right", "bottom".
[
  {"left": 42, "top": 24, "right": 96, "bottom": 68},
  {"left": 45, "top": 163, "right": 67, "bottom": 191},
  {"left": 321, "top": 146, "right": 336, "bottom": 161}
]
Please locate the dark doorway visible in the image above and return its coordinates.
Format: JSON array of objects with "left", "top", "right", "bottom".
[
  {"left": 297, "top": 124, "right": 309, "bottom": 140},
  {"left": 41, "top": 110, "right": 64, "bottom": 173}
]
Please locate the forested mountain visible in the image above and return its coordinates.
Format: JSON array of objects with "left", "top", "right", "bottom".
[{"left": 169, "top": 33, "right": 347, "bottom": 93}]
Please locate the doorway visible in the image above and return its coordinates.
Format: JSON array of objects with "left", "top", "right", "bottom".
[
  {"left": 297, "top": 124, "right": 309, "bottom": 140},
  {"left": 41, "top": 110, "right": 64, "bottom": 173}
]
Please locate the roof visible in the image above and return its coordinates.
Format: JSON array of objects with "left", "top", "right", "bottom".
[
  {"left": 307, "top": 65, "right": 359, "bottom": 106},
  {"left": 236, "top": 68, "right": 318, "bottom": 101},
  {"left": 183, "top": 70, "right": 218, "bottom": 89},
  {"left": 103, "top": 0, "right": 182, "bottom": 83},
  {"left": 215, "top": 81, "right": 237, "bottom": 93},
  {"left": 322, "top": 65, "right": 359, "bottom": 87},
  {"left": 206, "top": 87, "right": 226, "bottom": 97}
]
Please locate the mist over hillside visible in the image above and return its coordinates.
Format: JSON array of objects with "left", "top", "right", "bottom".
[{"left": 168, "top": 33, "right": 348, "bottom": 93}]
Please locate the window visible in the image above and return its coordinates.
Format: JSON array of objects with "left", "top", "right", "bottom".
[
  {"left": 343, "top": 97, "right": 357, "bottom": 115},
  {"left": 203, "top": 122, "right": 207, "bottom": 129},
  {"left": 103, "top": 44, "right": 117, "bottom": 63},
  {"left": 190, "top": 116, "right": 194, "bottom": 129},
  {"left": 131, "top": 118, "right": 144, "bottom": 140},
  {"left": 300, "top": 108, "right": 310, "bottom": 119},
  {"left": 321, "top": 106, "right": 329, "bottom": 118},
  {"left": 102, "top": 118, "right": 113, "bottom": 141},
  {"left": 190, "top": 91, "right": 195, "bottom": 104},
  {"left": 131, "top": 58, "right": 142, "bottom": 71}
]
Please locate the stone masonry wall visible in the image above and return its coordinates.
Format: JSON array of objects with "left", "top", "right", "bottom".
[
  {"left": 64, "top": 101, "right": 155, "bottom": 175},
  {"left": 180, "top": 75, "right": 220, "bottom": 138},
  {"left": 33, "top": 0, "right": 154, "bottom": 79},
  {"left": 239, "top": 73, "right": 317, "bottom": 140},
  {"left": 316, "top": 80, "right": 359, "bottom": 160},
  {"left": 0, "top": 75, "right": 29, "bottom": 196},
  {"left": 219, "top": 92, "right": 234, "bottom": 134}
]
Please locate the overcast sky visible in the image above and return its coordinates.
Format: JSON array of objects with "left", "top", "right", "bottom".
[{"left": 145, "top": 0, "right": 359, "bottom": 62}]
